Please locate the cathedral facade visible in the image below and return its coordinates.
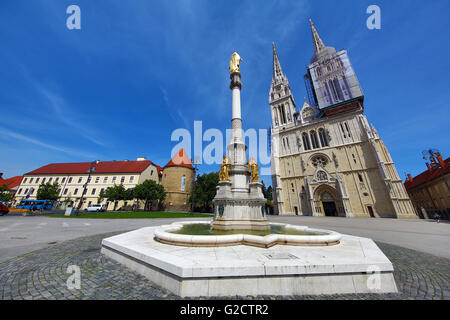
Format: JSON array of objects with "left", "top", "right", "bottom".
[{"left": 269, "top": 20, "right": 417, "bottom": 218}]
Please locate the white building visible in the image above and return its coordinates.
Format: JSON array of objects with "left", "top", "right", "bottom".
[{"left": 15, "top": 157, "right": 162, "bottom": 210}]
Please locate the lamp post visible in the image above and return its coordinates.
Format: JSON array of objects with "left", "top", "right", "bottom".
[
  {"left": 190, "top": 158, "right": 200, "bottom": 216},
  {"left": 76, "top": 161, "right": 97, "bottom": 215}
]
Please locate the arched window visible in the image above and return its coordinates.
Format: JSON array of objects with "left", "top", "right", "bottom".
[
  {"left": 318, "top": 128, "right": 328, "bottom": 147},
  {"left": 344, "top": 122, "right": 352, "bottom": 137},
  {"left": 302, "top": 133, "right": 311, "bottom": 151},
  {"left": 181, "top": 175, "right": 186, "bottom": 191},
  {"left": 280, "top": 105, "right": 287, "bottom": 124},
  {"left": 312, "top": 156, "right": 328, "bottom": 168},
  {"left": 310, "top": 130, "right": 319, "bottom": 149}
]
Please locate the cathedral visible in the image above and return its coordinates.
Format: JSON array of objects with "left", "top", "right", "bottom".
[{"left": 269, "top": 20, "right": 417, "bottom": 218}]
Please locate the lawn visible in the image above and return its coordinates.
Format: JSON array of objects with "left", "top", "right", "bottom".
[{"left": 48, "top": 211, "right": 213, "bottom": 219}]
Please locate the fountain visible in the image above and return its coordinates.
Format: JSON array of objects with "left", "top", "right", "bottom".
[{"left": 101, "top": 52, "right": 398, "bottom": 297}]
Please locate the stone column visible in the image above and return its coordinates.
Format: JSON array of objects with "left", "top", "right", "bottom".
[{"left": 227, "top": 72, "right": 249, "bottom": 193}]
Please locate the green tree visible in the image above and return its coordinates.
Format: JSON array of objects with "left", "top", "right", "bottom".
[
  {"left": 100, "top": 184, "right": 130, "bottom": 211},
  {"left": 190, "top": 172, "right": 219, "bottom": 213},
  {"left": 36, "top": 182, "right": 60, "bottom": 201},
  {"left": 134, "top": 180, "right": 166, "bottom": 211},
  {"left": 0, "top": 184, "right": 13, "bottom": 202},
  {"left": 62, "top": 196, "right": 73, "bottom": 207}
]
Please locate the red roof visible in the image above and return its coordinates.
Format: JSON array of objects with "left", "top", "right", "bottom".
[
  {"left": 164, "top": 148, "right": 194, "bottom": 169},
  {"left": 404, "top": 157, "right": 450, "bottom": 189},
  {"left": 25, "top": 160, "right": 157, "bottom": 175},
  {"left": 0, "top": 176, "right": 23, "bottom": 190}
]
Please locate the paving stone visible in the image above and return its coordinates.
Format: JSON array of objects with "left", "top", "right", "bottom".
[{"left": 0, "top": 231, "right": 448, "bottom": 300}]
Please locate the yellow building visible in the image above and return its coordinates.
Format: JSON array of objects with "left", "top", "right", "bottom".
[
  {"left": 14, "top": 149, "right": 195, "bottom": 212},
  {"left": 269, "top": 21, "right": 417, "bottom": 218},
  {"left": 404, "top": 155, "right": 450, "bottom": 220}
]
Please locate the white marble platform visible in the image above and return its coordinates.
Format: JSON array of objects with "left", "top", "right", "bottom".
[{"left": 101, "top": 225, "right": 398, "bottom": 297}]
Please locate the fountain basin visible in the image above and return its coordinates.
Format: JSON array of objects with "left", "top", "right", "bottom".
[{"left": 154, "top": 221, "right": 341, "bottom": 248}]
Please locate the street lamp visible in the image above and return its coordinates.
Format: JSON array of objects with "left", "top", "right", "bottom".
[
  {"left": 76, "top": 161, "right": 98, "bottom": 215},
  {"left": 190, "top": 157, "right": 200, "bottom": 216}
]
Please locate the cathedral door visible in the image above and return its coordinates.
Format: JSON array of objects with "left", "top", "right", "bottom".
[{"left": 323, "top": 201, "right": 337, "bottom": 217}]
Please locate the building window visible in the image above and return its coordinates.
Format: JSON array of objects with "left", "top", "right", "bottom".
[
  {"left": 64, "top": 188, "right": 68, "bottom": 195},
  {"left": 181, "top": 176, "right": 186, "bottom": 191},
  {"left": 312, "top": 156, "right": 328, "bottom": 167},
  {"left": 95, "top": 177, "right": 100, "bottom": 183},
  {"left": 83, "top": 188, "right": 87, "bottom": 195},
  {"left": 129, "top": 176, "right": 134, "bottom": 183},
  {"left": 340, "top": 123, "right": 346, "bottom": 138},
  {"left": 62, "top": 178, "right": 66, "bottom": 184},
  {"left": 310, "top": 130, "right": 319, "bottom": 149},
  {"left": 91, "top": 188, "right": 96, "bottom": 195},
  {"left": 87, "top": 177, "right": 91, "bottom": 183},
  {"left": 25, "top": 188, "right": 29, "bottom": 194},
  {"left": 56, "top": 178, "right": 59, "bottom": 183},
  {"left": 344, "top": 122, "right": 352, "bottom": 137},
  {"left": 18, "top": 188, "right": 22, "bottom": 194},
  {"left": 318, "top": 128, "right": 328, "bottom": 147},
  {"left": 120, "top": 176, "right": 125, "bottom": 184},
  {"left": 30, "top": 178, "right": 34, "bottom": 184},
  {"left": 352, "top": 154, "right": 357, "bottom": 164},
  {"left": 112, "top": 176, "right": 117, "bottom": 183},
  {"left": 78, "top": 177, "right": 82, "bottom": 183},
  {"left": 68, "top": 177, "right": 72, "bottom": 183},
  {"left": 103, "top": 176, "right": 108, "bottom": 183},
  {"left": 280, "top": 105, "right": 287, "bottom": 124},
  {"left": 35, "top": 178, "right": 40, "bottom": 184},
  {"left": 358, "top": 174, "right": 363, "bottom": 182},
  {"left": 42, "top": 178, "right": 46, "bottom": 183},
  {"left": 74, "top": 188, "right": 78, "bottom": 195},
  {"left": 302, "top": 133, "right": 311, "bottom": 150},
  {"left": 100, "top": 188, "right": 105, "bottom": 194},
  {"left": 23, "top": 178, "right": 27, "bottom": 184},
  {"left": 49, "top": 178, "right": 53, "bottom": 183},
  {"left": 151, "top": 170, "right": 154, "bottom": 176}
]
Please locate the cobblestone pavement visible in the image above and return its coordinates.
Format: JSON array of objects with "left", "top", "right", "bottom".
[{"left": 0, "top": 232, "right": 448, "bottom": 300}]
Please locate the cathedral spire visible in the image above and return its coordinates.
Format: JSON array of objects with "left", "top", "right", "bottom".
[
  {"left": 309, "top": 19, "right": 325, "bottom": 54},
  {"left": 272, "top": 42, "right": 284, "bottom": 80}
]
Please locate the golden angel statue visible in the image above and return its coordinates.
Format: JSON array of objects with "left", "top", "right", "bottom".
[
  {"left": 248, "top": 157, "right": 259, "bottom": 183},
  {"left": 229, "top": 52, "right": 243, "bottom": 74},
  {"left": 219, "top": 155, "right": 231, "bottom": 181}
]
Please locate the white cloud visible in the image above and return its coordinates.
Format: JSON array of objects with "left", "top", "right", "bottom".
[{"left": 0, "top": 128, "right": 99, "bottom": 159}]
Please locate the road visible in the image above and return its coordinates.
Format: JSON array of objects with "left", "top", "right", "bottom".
[
  {"left": 0, "top": 215, "right": 449, "bottom": 263},
  {"left": 270, "top": 215, "right": 450, "bottom": 259}
]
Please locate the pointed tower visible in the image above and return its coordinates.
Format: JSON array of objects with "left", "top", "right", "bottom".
[
  {"left": 308, "top": 19, "right": 336, "bottom": 63},
  {"left": 309, "top": 19, "right": 325, "bottom": 55},
  {"left": 269, "top": 42, "right": 296, "bottom": 129},
  {"left": 306, "top": 19, "right": 364, "bottom": 110}
]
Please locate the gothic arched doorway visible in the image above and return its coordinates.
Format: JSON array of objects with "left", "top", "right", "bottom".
[{"left": 313, "top": 185, "right": 345, "bottom": 217}]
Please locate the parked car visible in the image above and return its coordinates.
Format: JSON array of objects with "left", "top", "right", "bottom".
[
  {"left": 85, "top": 204, "right": 106, "bottom": 212},
  {"left": 0, "top": 202, "right": 9, "bottom": 216}
]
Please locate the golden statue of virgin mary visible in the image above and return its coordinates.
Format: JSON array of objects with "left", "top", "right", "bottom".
[{"left": 229, "top": 52, "right": 243, "bottom": 74}]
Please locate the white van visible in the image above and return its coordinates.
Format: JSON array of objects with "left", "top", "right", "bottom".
[{"left": 85, "top": 204, "right": 106, "bottom": 212}]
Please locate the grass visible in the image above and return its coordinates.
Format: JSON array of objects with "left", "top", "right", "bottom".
[{"left": 48, "top": 211, "right": 213, "bottom": 219}]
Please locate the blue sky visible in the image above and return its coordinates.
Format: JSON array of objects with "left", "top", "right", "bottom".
[{"left": 1, "top": 0, "right": 449, "bottom": 187}]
